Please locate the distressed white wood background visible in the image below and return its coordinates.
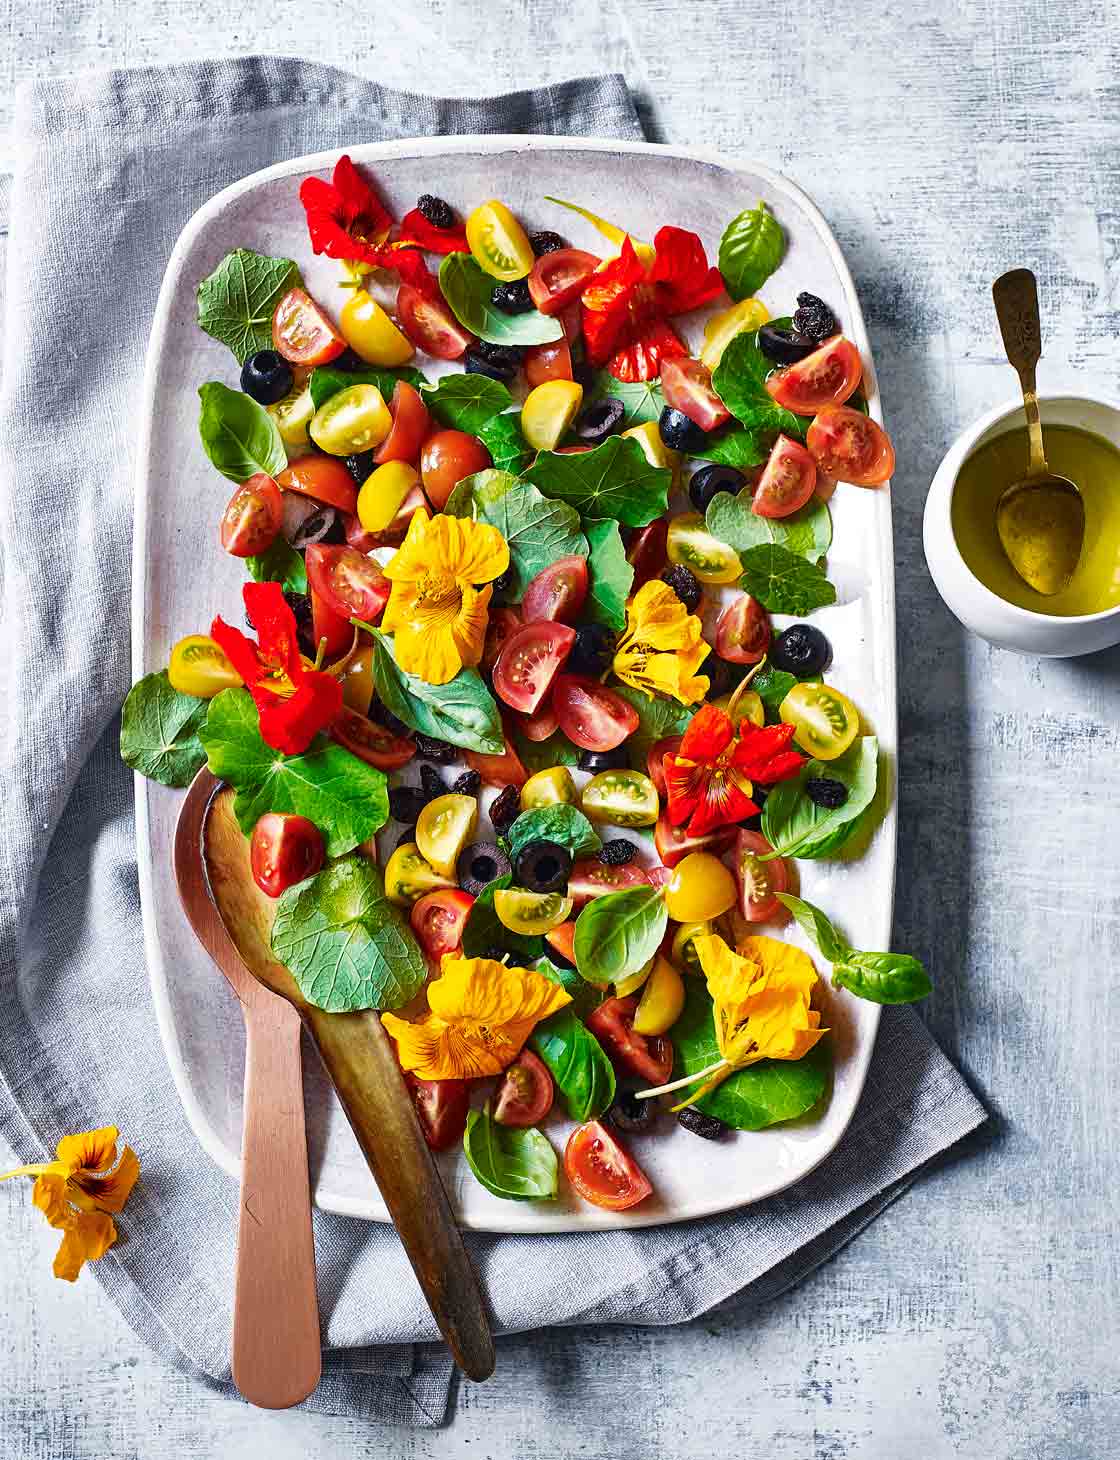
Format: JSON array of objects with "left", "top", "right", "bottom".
[{"left": 2, "top": 1, "right": 1119, "bottom": 1455}]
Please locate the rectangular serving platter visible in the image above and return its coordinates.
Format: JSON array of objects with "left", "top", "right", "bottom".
[{"left": 133, "top": 135, "right": 897, "bottom": 1233}]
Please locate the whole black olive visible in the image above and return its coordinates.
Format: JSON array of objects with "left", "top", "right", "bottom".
[
  {"left": 770, "top": 624, "right": 833, "bottom": 677},
  {"left": 240, "top": 349, "right": 293, "bottom": 405}
]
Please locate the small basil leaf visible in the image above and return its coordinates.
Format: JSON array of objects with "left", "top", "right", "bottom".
[
  {"left": 832, "top": 953, "right": 933, "bottom": 1006},
  {"left": 573, "top": 885, "right": 668, "bottom": 987},
  {"left": 718, "top": 201, "right": 785, "bottom": 301},
  {"left": 198, "top": 381, "right": 287, "bottom": 483},
  {"left": 531, "top": 1010, "right": 616, "bottom": 1122},
  {"left": 761, "top": 737, "right": 878, "bottom": 860},
  {"left": 461, "top": 876, "right": 545, "bottom": 962},
  {"left": 245, "top": 536, "right": 308, "bottom": 594},
  {"left": 507, "top": 805, "right": 601, "bottom": 861},
  {"left": 308, "top": 364, "right": 427, "bottom": 410},
  {"left": 462, "top": 1106, "right": 558, "bottom": 1201},
  {"left": 439, "top": 254, "right": 563, "bottom": 345},
  {"left": 776, "top": 894, "right": 851, "bottom": 963},
  {"left": 365, "top": 631, "right": 504, "bottom": 755}
]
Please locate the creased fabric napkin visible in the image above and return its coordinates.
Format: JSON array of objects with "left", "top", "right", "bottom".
[{"left": 0, "top": 58, "right": 986, "bottom": 1427}]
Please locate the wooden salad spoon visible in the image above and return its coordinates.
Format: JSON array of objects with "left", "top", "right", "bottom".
[{"left": 175, "top": 769, "right": 496, "bottom": 1386}]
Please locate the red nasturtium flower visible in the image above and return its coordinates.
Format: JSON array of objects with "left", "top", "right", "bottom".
[
  {"left": 581, "top": 227, "right": 725, "bottom": 381},
  {"left": 396, "top": 208, "right": 470, "bottom": 255},
  {"left": 211, "top": 583, "right": 343, "bottom": 755},
  {"left": 664, "top": 704, "right": 804, "bottom": 836}
]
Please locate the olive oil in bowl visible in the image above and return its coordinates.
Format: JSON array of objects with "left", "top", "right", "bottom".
[{"left": 952, "top": 424, "right": 1120, "bottom": 616}]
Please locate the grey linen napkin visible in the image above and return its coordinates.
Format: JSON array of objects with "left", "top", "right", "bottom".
[{"left": 0, "top": 58, "right": 986, "bottom": 1427}]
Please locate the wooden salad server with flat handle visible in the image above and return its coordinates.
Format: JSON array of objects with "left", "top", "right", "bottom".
[{"left": 177, "top": 768, "right": 496, "bottom": 1384}]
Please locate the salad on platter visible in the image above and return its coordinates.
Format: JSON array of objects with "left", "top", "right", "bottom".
[{"left": 123, "top": 154, "right": 929, "bottom": 1214}]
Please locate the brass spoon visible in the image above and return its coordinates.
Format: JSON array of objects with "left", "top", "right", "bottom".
[
  {"left": 991, "top": 268, "right": 1084, "bottom": 595},
  {"left": 175, "top": 769, "right": 495, "bottom": 1385}
]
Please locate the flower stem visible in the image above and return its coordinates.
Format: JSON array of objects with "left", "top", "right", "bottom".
[
  {"left": 634, "top": 1057, "right": 729, "bottom": 1101},
  {"left": 727, "top": 654, "right": 767, "bottom": 721}
]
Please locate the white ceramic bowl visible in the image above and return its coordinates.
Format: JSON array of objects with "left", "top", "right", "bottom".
[{"left": 924, "top": 393, "right": 1120, "bottom": 656}]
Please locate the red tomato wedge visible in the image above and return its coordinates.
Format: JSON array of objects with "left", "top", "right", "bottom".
[
  {"left": 410, "top": 888, "right": 475, "bottom": 959},
  {"left": 493, "top": 1049, "right": 554, "bottom": 1127},
  {"left": 752, "top": 434, "right": 818, "bottom": 519},
  {"left": 342, "top": 511, "right": 380, "bottom": 554},
  {"left": 278, "top": 456, "right": 358, "bottom": 514},
  {"left": 551, "top": 675, "right": 638, "bottom": 753},
  {"left": 465, "top": 732, "right": 529, "bottom": 788},
  {"left": 653, "top": 809, "right": 736, "bottom": 869},
  {"left": 765, "top": 336, "right": 862, "bottom": 414},
  {"left": 528, "top": 248, "right": 601, "bottom": 315},
  {"left": 714, "top": 593, "right": 770, "bottom": 664},
  {"left": 406, "top": 1074, "right": 470, "bottom": 1152},
  {"left": 565, "top": 1121, "right": 652, "bottom": 1211},
  {"left": 374, "top": 381, "right": 432, "bottom": 465},
  {"left": 329, "top": 705, "right": 416, "bottom": 770},
  {"left": 660, "top": 357, "right": 731, "bottom": 431},
  {"left": 807, "top": 404, "right": 895, "bottom": 486},
  {"left": 482, "top": 606, "right": 521, "bottom": 674},
  {"left": 626, "top": 519, "right": 669, "bottom": 591},
  {"left": 305, "top": 543, "right": 390, "bottom": 623},
  {"left": 493, "top": 621, "right": 575, "bottom": 715},
  {"left": 272, "top": 287, "right": 347, "bottom": 365},
  {"left": 249, "top": 813, "right": 325, "bottom": 898},
  {"left": 524, "top": 337, "right": 574, "bottom": 386},
  {"left": 586, "top": 997, "right": 672, "bottom": 1085},
  {"left": 545, "top": 920, "right": 577, "bottom": 963},
  {"left": 521, "top": 556, "right": 589, "bottom": 623},
  {"left": 397, "top": 284, "right": 474, "bottom": 360},
  {"left": 567, "top": 858, "right": 650, "bottom": 909},
  {"left": 517, "top": 701, "right": 559, "bottom": 742},
  {"left": 220, "top": 473, "right": 282, "bottom": 557},
  {"left": 310, "top": 587, "right": 352, "bottom": 659},
  {"left": 734, "top": 829, "right": 789, "bottom": 923}
]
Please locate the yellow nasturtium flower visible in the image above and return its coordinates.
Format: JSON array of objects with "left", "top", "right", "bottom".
[
  {"left": 381, "top": 509, "right": 510, "bottom": 685},
  {"left": 612, "top": 579, "right": 710, "bottom": 705},
  {"left": 1, "top": 1126, "right": 140, "bottom": 1281},
  {"left": 381, "top": 954, "right": 572, "bottom": 1080}
]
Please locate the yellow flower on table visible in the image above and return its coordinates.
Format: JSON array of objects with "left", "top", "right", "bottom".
[
  {"left": 612, "top": 579, "right": 710, "bottom": 705},
  {"left": 1, "top": 1126, "right": 140, "bottom": 1281},
  {"left": 382, "top": 954, "right": 571, "bottom": 1081},
  {"left": 381, "top": 508, "right": 510, "bottom": 685}
]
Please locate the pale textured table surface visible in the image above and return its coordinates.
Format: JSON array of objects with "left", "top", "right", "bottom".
[{"left": 2, "top": 2, "right": 1119, "bottom": 1456}]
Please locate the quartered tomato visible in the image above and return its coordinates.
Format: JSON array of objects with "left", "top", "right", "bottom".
[
  {"left": 580, "top": 770, "right": 659, "bottom": 827},
  {"left": 586, "top": 997, "right": 673, "bottom": 1085},
  {"left": 465, "top": 732, "right": 529, "bottom": 788},
  {"left": 664, "top": 851, "right": 738, "bottom": 922},
  {"left": 521, "top": 556, "right": 589, "bottom": 623},
  {"left": 653, "top": 809, "right": 736, "bottom": 869},
  {"left": 374, "top": 381, "right": 432, "bottom": 465},
  {"left": 249, "top": 812, "right": 325, "bottom": 898},
  {"left": 410, "top": 888, "right": 475, "bottom": 959},
  {"left": 545, "top": 920, "right": 577, "bottom": 963},
  {"left": 493, "top": 1049, "right": 554, "bottom": 1127},
  {"left": 518, "top": 701, "right": 560, "bottom": 743},
  {"left": 310, "top": 383, "right": 393, "bottom": 456},
  {"left": 714, "top": 592, "right": 770, "bottom": 663},
  {"left": 397, "top": 284, "right": 474, "bottom": 360},
  {"left": 807, "top": 405, "right": 895, "bottom": 486},
  {"left": 564, "top": 1122, "right": 653, "bottom": 1212},
  {"left": 779, "top": 681, "right": 860, "bottom": 760},
  {"left": 482, "top": 606, "right": 521, "bottom": 673},
  {"left": 416, "top": 793, "right": 479, "bottom": 878},
  {"left": 567, "top": 858, "right": 650, "bottom": 908},
  {"left": 356, "top": 461, "right": 419, "bottom": 534},
  {"left": 406, "top": 1073, "right": 470, "bottom": 1152},
  {"left": 666, "top": 513, "right": 741, "bottom": 584},
  {"left": 632, "top": 956, "right": 685, "bottom": 1036},
  {"left": 752, "top": 435, "right": 818, "bottom": 519},
  {"left": 735, "top": 829, "right": 789, "bottom": 923},
  {"left": 168, "top": 634, "right": 243, "bottom": 698},
  {"left": 272, "top": 287, "right": 347, "bottom": 365},
  {"left": 551, "top": 675, "right": 639, "bottom": 753},
  {"left": 524, "top": 337, "right": 574, "bottom": 386},
  {"left": 521, "top": 379, "right": 584, "bottom": 451},
  {"left": 220, "top": 472, "right": 282, "bottom": 557},
  {"left": 339, "top": 289, "right": 414, "bottom": 367},
  {"left": 420, "top": 429, "right": 492, "bottom": 509},
  {"left": 765, "top": 336, "right": 862, "bottom": 414},
  {"left": 310, "top": 587, "right": 352, "bottom": 659},
  {"left": 277, "top": 456, "right": 358, "bottom": 514},
  {"left": 521, "top": 766, "right": 576, "bottom": 810},
  {"left": 494, "top": 887, "right": 573, "bottom": 934},
  {"left": 466, "top": 199, "right": 534, "bottom": 280},
  {"left": 660, "top": 358, "right": 731, "bottom": 431},
  {"left": 528, "top": 248, "right": 600, "bottom": 315},
  {"left": 647, "top": 735, "right": 683, "bottom": 798},
  {"left": 343, "top": 510, "right": 381, "bottom": 554},
  {"left": 329, "top": 705, "right": 416, "bottom": 770},
  {"left": 493, "top": 621, "right": 575, "bottom": 714},
  {"left": 626, "top": 518, "right": 669, "bottom": 590},
  {"left": 305, "top": 543, "right": 390, "bottom": 623}
]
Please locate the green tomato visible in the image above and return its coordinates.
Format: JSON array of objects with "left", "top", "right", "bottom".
[
  {"left": 309, "top": 383, "right": 392, "bottom": 456},
  {"left": 384, "top": 842, "right": 455, "bottom": 906},
  {"left": 667, "top": 512, "right": 742, "bottom": 584},
  {"left": 493, "top": 888, "right": 573, "bottom": 935},
  {"left": 521, "top": 766, "right": 578, "bottom": 811}
]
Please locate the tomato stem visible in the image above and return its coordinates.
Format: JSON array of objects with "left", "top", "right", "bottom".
[{"left": 633, "top": 1056, "right": 728, "bottom": 1101}]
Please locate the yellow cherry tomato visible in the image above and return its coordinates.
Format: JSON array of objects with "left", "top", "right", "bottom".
[
  {"left": 667, "top": 512, "right": 742, "bottom": 585},
  {"left": 522, "top": 379, "right": 584, "bottom": 451},
  {"left": 633, "top": 956, "right": 686, "bottom": 1036},
  {"left": 167, "top": 634, "right": 242, "bottom": 698},
  {"left": 339, "top": 289, "right": 415, "bottom": 366},
  {"left": 664, "top": 852, "right": 738, "bottom": 922},
  {"left": 339, "top": 643, "right": 375, "bottom": 715},
  {"left": 384, "top": 842, "right": 455, "bottom": 906},
  {"left": 621, "top": 421, "right": 682, "bottom": 489},
  {"left": 670, "top": 920, "right": 713, "bottom": 976},
  {"left": 466, "top": 199, "right": 535, "bottom": 280},
  {"left": 357, "top": 460, "right": 419, "bottom": 532},
  {"left": 267, "top": 377, "right": 315, "bottom": 447},
  {"left": 710, "top": 690, "right": 764, "bottom": 728},
  {"left": 615, "top": 954, "right": 656, "bottom": 998},
  {"left": 493, "top": 888, "right": 573, "bottom": 935},
  {"left": 779, "top": 682, "right": 860, "bottom": 760},
  {"left": 699, "top": 298, "right": 770, "bottom": 371},
  {"left": 416, "top": 793, "right": 479, "bottom": 878},
  {"left": 521, "top": 766, "right": 578, "bottom": 810},
  {"left": 580, "top": 770, "right": 659, "bottom": 827},
  {"left": 309, "top": 383, "right": 392, "bottom": 455}
]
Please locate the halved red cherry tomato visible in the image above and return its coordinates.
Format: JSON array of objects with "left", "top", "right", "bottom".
[
  {"left": 524, "top": 337, "right": 574, "bottom": 386},
  {"left": 647, "top": 735, "right": 683, "bottom": 798},
  {"left": 329, "top": 705, "right": 416, "bottom": 770},
  {"left": 714, "top": 592, "right": 770, "bottom": 664},
  {"left": 735, "top": 828, "right": 789, "bottom": 923},
  {"left": 249, "top": 812, "right": 325, "bottom": 898},
  {"left": 465, "top": 731, "right": 529, "bottom": 788},
  {"left": 765, "top": 336, "right": 862, "bottom": 414},
  {"left": 420, "top": 429, "right": 492, "bottom": 509},
  {"left": 653, "top": 809, "right": 736, "bottom": 869},
  {"left": 567, "top": 858, "right": 650, "bottom": 909},
  {"left": 807, "top": 404, "right": 895, "bottom": 486},
  {"left": 660, "top": 357, "right": 731, "bottom": 431},
  {"left": 342, "top": 512, "right": 380, "bottom": 554},
  {"left": 482, "top": 606, "right": 521, "bottom": 673},
  {"left": 310, "top": 587, "right": 352, "bottom": 659},
  {"left": 545, "top": 920, "right": 577, "bottom": 963},
  {"left": 551, "top": 675, "right": 638, "bottom": 753},
  {"left": 564, "top": 1121, "right": 652, "bottom": 1211},
  {"left": 374, "top": 381, "right": 432, "bottom": 465},
  {"left": 752, "top": 434, "right": 818, "bottom": 519},
  {"left": 626, "top": 519, "right": 669, "bottom": 591},
  {"left": 220, "top": 472, "right": 282, "bottom": 557},
  {"left": 405, "top": 1074, "right": 470, "bottom": 1152},
  {"left": 517, "top": 701, "right": 559, "bottom": 742},
  {"left": 396, "top": 284, "right": 474, "bottom": 360},
  {"left": 410, "top": 888, "right": 475, "bottom": 959},
  {"left": 493, "top": 1049, "right": 554, "bottom": 1127},
  {"left": 586, "top": 996, "right": 672, "bottom": 1085},
  {"left": 305, "top": 543, "right": 390, "bottom": 623},
  {"left": 272, "top": 287, "right": 347, "bottom": 366},
  {"left": 521, "top": 556, "right": 589, "bottom": 623},
  {"left": 493, "top": 621, "right": 575, "bottom": 714},
  {"left": 277, "top": 456, "right": 358, "bottom": 514},
  {"left": 528, "top": 248, "right": 601, "bottom": 316}
]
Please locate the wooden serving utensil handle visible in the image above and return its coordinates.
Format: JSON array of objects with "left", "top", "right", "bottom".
[
  {"left": 993, "top": 268, "right": 1048, "bottom": 476},
  {"left": 232, "top": 995, "right": 322, "bottom": 1408},
  {"left": 302, "top": 1005, "right": 495, "bottom": 1382}
]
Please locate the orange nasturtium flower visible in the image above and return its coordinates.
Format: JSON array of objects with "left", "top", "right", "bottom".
[
  {"left": 382, "top": 954, "right": 571, "bottom": 1080},
  {"left": 612, "top": 579, "right": 710, "bottom": 705},
  {"left": 381, "top": 509, "right": 510, "bottom": 685},
  {"left": 1, "top": 1126, "right": 140, "bottom": 1281}
]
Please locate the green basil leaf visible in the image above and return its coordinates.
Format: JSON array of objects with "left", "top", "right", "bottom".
[
  {"left": 583, "top": 519, "right": 634, "bottom": 631},
  {"left": 308, "top": 364, "right": 428, "bottom": 410},
  {"left": 611, "top": 686, "right": 694, "bottom": 771},
  {"left": 197, "top": 249, "right": 302, "bottom": 364},
  {"left": 671, "top": 979, "right": 831, "bottom": 1130},
  {"left": 761, "top": 737, "right": 878, "bottom": 860},
  {"left": 718, "top": 201, "right": 785, "bottom": 301},
  {"left": 461, "top": 875, "right": 545, "bottom": 961},
  {"left": 525, "top": 436, "right": 671, "bottom": 527},
  {"left": 832, "top": 952, "right": 933, "bottom": 1006},
  {"left": 508, "top": 804, "right": 602, "bottom": 861},
  {"left": 198, "top": 688, "right": 389, "bottom": 857},
  {"left": 535, "top": 956, "right": 600, "bottom": 1021},
  {"left": 198, "top": 381, "right": 287, "bottom": 483},
  {"left": 270, "top": 857, "right": 426, "bottom": 1012},
  {"left": 442, "top": 469, "right": 587, "bottom": 601},
  {"left": 477, "top": 411, "right": 533, "bottom": 475},
  {"left": 510, "top": 727, "right": 581, "bottom": 773},
  {"left": 749, "top": 666, "right": 800, "bottom": 719},
  {"left": 531, "top": 1010, "right": 615, "bottom": 1122},
  {"left": 584, "top": 372, "right": 665, "bottom": 428},
  {"left": 712, "top": 323, "right": 811, "bottom": 442},
  {"left": 119, "top": 671, "right": 209, "bottom": 787},
  {"left": 245, "top": 535, "right": 308, "bottom": 594},
  {"left": 365, "top": 630, "right": 504, "bottom": 754},
  {"left": 738, "top": 544, "right": 836, "bottom": 615},
  {"left": 688, "top": 424, "right": 770, "bottom": 468},
  {"left": 573, "top": 885, "right": 668, "bottom": 987},
  {"left": 777, "top": 894, "right": 851, "bottom": 963},
  {"left": 706, "top": 490, "right": 832, "bottom": 562},
  {"left": 462, "top": 1106, "right": 558, "bottom": 1201},
  {"left": 423, "top": 374, "right": 512, "bottom": 435},
  {"left": 439, "top": 254, "right": 563, "bottom": 345}
]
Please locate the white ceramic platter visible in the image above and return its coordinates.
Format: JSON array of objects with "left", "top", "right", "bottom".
[{"left": 133, "top": 136, "right": 897, "bottom": 1233}]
